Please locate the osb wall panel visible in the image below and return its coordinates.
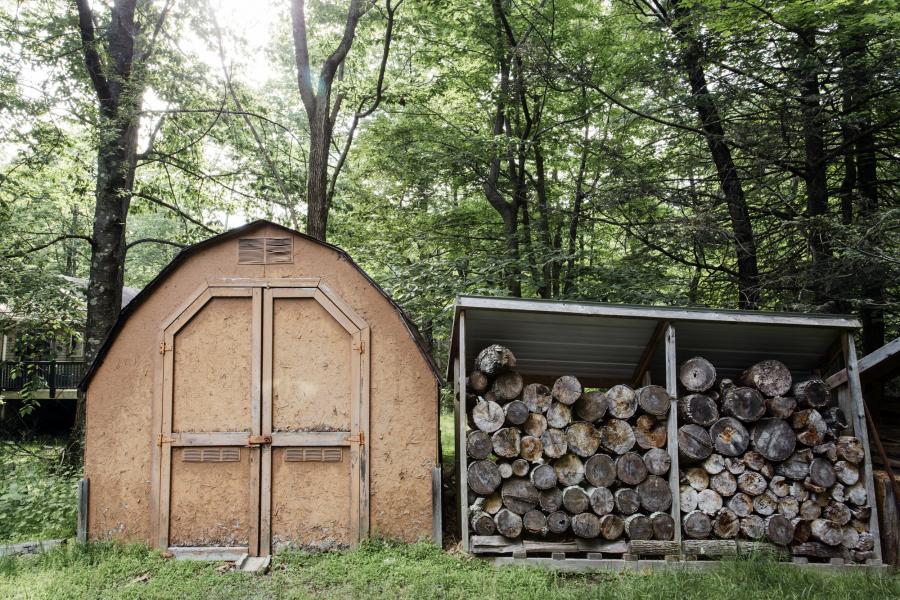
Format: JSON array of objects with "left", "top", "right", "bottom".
[
  {"left": 173, "top": 297, "right": 252, "bottom": 433},
  {"left": 85, "top": 223, "right": 437, "bottom": 544},
  {"left": 272, "top": 298, "right": 351, "bottom": 432},
  {"left": 271, "top": 448, "right": 350, "bottom": 550},
  {"left": 169, "top": 447, "right": 250, "bottom": 546}
]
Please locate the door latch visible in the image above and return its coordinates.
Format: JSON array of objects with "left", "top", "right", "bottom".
[
  {"left": 156, "top": 433, "right": 175, "bottom": 446},
  {"left": 247, "top": 434, "right": 272, "bottom": 446},
  {"left": 345, "top": 432, "right": 365, "bottom": 446}
]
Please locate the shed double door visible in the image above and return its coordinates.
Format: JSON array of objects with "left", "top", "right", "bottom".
[{"left": 155, "top": 281, "right": 370, "bottom": 557}]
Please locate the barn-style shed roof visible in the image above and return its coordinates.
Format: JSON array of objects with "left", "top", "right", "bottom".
[
  {"left": 80, "top": 220, "right": 441, "bottom": 390},
  {"left": 448, "top": 295, "right": 860, "bottom": 386}
]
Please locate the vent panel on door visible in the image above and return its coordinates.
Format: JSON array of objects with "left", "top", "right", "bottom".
[
  {"left": 284, "top": 447, "right": 342, "bottom": 462},
  {"left": 238, "top": 237, "right": 293, "bottom": 264},
  {"left": 182, "top": 447, "right": 241, "bottom": 462}
]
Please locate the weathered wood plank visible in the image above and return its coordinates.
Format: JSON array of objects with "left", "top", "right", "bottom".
[
  {"left": 76, "top": 478, "right": 88, "bottom": 544},
  {"left": 664, "top": 324, "right": 682, "bottom": 543}
]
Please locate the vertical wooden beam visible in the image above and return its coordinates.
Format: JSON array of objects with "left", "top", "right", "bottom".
[
  {"left": 631, "top": 320, "right": 669, "bottom": 388},
  {"left": 431, "top": 465, "right": 442, "bottom": 546},
  {"left": 251, "top": 287, "right": 265, "bottom": 556},
  {"left": 76, "top": 478, "right": 89, "bottom": 543},
  {"left": 457, "top": 311, "right": 469, "bottom": 552},
  {"left": 664, "top": 324, "right": 682, "bottom": 543},
  {"left": 358, "top": 325, "right": 371, "bottom": 542},
  {"left": 157, "top": 328, "right": 175, "bottom": 550},
  {"left": 843, "top": 332, "right": 883, "bottom": 563}
]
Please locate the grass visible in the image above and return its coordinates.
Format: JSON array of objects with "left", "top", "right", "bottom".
[
  {"left": 0, "top": 539, "right": 897, "bottom": 599},
  {"left": 440, "top": 410, "right": 455, "bottom": 469},
  {"left": 0, "top": 440, "right": 79, "bottom": 544}
]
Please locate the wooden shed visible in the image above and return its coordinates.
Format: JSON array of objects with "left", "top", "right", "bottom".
[
  {"left": 449, "top": 296, "right": 884, "bottom": 569},
  {"left": 79, "top": 220, "right": 441, "bottom": 558}
]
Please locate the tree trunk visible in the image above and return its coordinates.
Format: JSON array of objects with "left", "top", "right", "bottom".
[{"left": 306, "top": 106, "right": 331, "bottom": 240}]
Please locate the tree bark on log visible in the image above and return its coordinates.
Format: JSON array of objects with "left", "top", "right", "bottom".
[
  {"left": 475, "top": 344, "right": 516, "bottom": 376},
  {"left": 740, "top": 360, "right": 792, "bottom": 397},
  {"left": 679, "top": 357, "right": 717, "bottom": 392},
  {"left": 709, "top": 417, "right": 750, "bottom": 457},
  {"left": 678, "top": 394, "right": 719, "bottom": 426},
  {"left": 471, "top": 510, "right": 497, "bottom": 535}
]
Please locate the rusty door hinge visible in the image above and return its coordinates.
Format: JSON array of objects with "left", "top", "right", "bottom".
[
  {"left": 156, "top": 433, "right": 175, "bottom": 446},
  {"left": 352, "top": 340, "right": 365, "bottom": 353},
  {"left": 159, "top": 342, "right": 172, "bottom": 354},
  {"left": 345, "top": 432, "right": 365, "bottom": 446},
  {"left": 247, "top": 434, "right": 272, "bottom": 446}
]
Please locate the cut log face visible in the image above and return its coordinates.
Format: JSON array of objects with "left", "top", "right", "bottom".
[
  {"left": 504, "top": 400, "right": 529, "bottom": 426},
  {"left": 713, "top": 508, "right": 740, "bottom": 539},
  {"left": 703, "top": 454, "right": 726, "bottom": 475},
  {"left": 500, "top": 477, "right": 539, "bottom": 514},
  {"left": 566, "top": 422, "right": 601, "bottom": 457},
  {"left": 606, "top": 384, "right": 637, "bottom": 419},
  {"left": 728, "top": 493, "right": 754, "bottom": 518},
  {"left": 523, "top": 413, "right": 548, "bottom": 438},
  {"left": 740, "top": 515, "right": 765, "bottom": 539},
  {"left": 466, "top": 430, "right": 493, "bottom": 460},
  {"left": 492, "top": 371, "right": 524, "bottom": 402},
  {"left": 552, "top": 376, "right": 583, "bottom": 405},
  {"left": 625, "top": 514, "right": 654, "bottom": 540},
  {"left": 547, "top": 511, "right": 570, "bottom": 534},
  {"left": 530, "top": 463, "right": 557, "bottom": 490},
  {"left": 523, "top": 383, "right": 552, "bottom": 414},
  {"left": 539, "top": 487, "right": 562, "bottom": 512},
  {"left": 562, "top": 485, "right": 590, "bottom": 514},
  {"left": 617, "top": 452, "right": 649, "bottom": 485},
  {"left": 546, "top": 402, "right": 573, "bottom": 429},
  {"left": 740, "top": 360, "right": 792, "bottom": 397},
  {"left": 679, "top": 357, "right": 717, "bottom": 392},
  {"left": 725, "top": 457, "right": 746, "bottom": 475},
  {"left": 615, "top": 488, "right": 641, "bottom": 515},
  {"left": 684, "top": 510, "right": 712, "bottom": 539},
  {"left": 777, "top": 496, "right": 800, "bottom": 520},
  {"left": 821, "top": 407, "right": 847, "bottom": 433},
  {"left": 634, "top": 415, "right": 667, "bottom": 449},
  {"left": 520, "top": 436, "right": 544, "bottom": 462},
  {"left": 769, "top": 476, "right": 789, "bottom": 498},
  {"left": 473, "top": 399, "right": 505, "bottom": 433},
  {"left": 809, "top": 458, "right": 836, "bottom": 489},
  {"left": 475, "top": 345, "right": 517, "bottom": 376},
  {"left": 684, "top": 467, "right": 710, "bottom": 491},
  {"left": 847, "top": 482, "right": 870, "bottom": 506},
  {"left": 709, "top": 417, "right": 750, "bottom": 457},
  {"left": 697, "top": 489, "right": 723, "bottom": 515},
  {"left": 523, "top": 509, "right": 548, "bottom": 534},
  {"left": 494, "top": 508, "right": 523, "bottom": 538},
  {"left": 650, "top": 511, "right": 675, "bottom": 540},
  {"left": 643, "top": 448, "right": 671, "bottom": 476},
  {"left": 752, "top": 490, "right": 778, "bottom": 516},
  {"left": 492, "top": 427, "right": 521, "bottom": 458},
  {"left": 793, "top": 379, "right": 831, "bottom": 409},
  {"left": 678, "top": 394, "right": 719, "bottom": 427},
  {"left": 511, "top": 459, "right": 530, "bottom": 477},
  {"left": 841, "top": 526, "right": 860, "bottom": 550},
  {"left": 483, "top": 492, "right": 503, "bottom": 514},
  {"left": 765, "top": 396, "right": 797, "bottom": 419},
  {"left": 813, "top": 441, "right": 837, "bottom": 461},
  {"left": 638, "top": 475, "right": 673, "bottom": 512},
  {"left": 799, "top": 500, "right": 822, "bottom": 520},
  {"left": 810, "top": 518, "right": 843, "bottom": 546},
  {"left": 792, "top": 409, "right": 827, "bottom": 446},
  {"left": 766, "top": 515, "right": 794, "bottom": 546},
  {"left": 678, "top": 424, "right": 713, "bottom": 462},
  {"left": 469, "top": 370, "right": 489, "bottom": 393},
  {"left": 751, "top": 418, "right": 796, "bottom": 462},
  {"left": 498, "top": 462, "right": 513, "bottom": 479},
  {"left": 588, "top": 486, "right": 615, "bottom": 516},
  {"left": 680, "top": 486, "right": 699, "bottom": 513},
  {"left": 584, "top": 453, "right": 617, "bottom": 487},
  {"left": 823, "top": 502, "right": 852, "bottom": 526},
  {"left": 834, "top": 461, "right": 859, "bottom": 486},
  {"left": 721, "top": 387, "right": 766, "bottom": 423},
  {"left": 598, "top": 514, "right": 624, "bottom": 540},
  {"left": 600, "top": 419, "right": 636, "bottom": 454},
  {"left": 471, "top": 511, "right": 497, "bottom": 535},
  {"left": 776, "top": 451, "right": 811, "bottom": 480},
  {"left": 572, "top": 513, "right": 602, "bottom": 539},
  {"left": 468, "top": 460, "right": 502, "bottom": 494},
  {"left": 575, "top": 391, "right": 608, "bottom": 423},
  {"left": 737, "top": 471, "right": 767, "bottom": 496},
  {"left": 710, "top": 471, "right": 737, "bottom": 497},
  {"left": 836, "top": 436, "right": 864, "bottom": 464},
  {"left": 553, "top": 453, "right": 585, "bottom": 486},
  {"left": 540, "top": 428, "right": 568, "bottom": 459},
  {"left": 637, "top": 385, "right": 671, "bottom": 417}
]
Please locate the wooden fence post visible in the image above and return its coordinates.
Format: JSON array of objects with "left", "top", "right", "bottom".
[{"left": 76, "top": 478, "right": 89, "bottom": 543}]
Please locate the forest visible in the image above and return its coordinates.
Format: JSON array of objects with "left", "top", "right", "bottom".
[{"left": 0, "top": 0, "right": 897, "bottom": 427}]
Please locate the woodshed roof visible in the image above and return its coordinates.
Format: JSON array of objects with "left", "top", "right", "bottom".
[{"left": 80, "top": 220, "right": 441, "bottom": 390}]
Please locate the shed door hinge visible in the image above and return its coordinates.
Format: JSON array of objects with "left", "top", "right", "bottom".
[
  {"left": 352, "top": 340, "right": 365, "bottom": 353},
  {"left": 156, "top": 433, "right": 175, "bottom": 446},
  {"left": 345, "top": 432, "right": 365, "bottom": 446},
  {"left": 247, "top": 434, "right": 272, "bottom": 446},
  {"left": 159, "top": 342, "right": 172, "bottom": 354}
]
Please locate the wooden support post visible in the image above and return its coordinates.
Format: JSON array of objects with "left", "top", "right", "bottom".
[
  {"left": 457, "top": 311, "right": 469, "bottom": 552},
  {"left": 664, "top": 324, "right": 682, "bottom": 543},
  {"left": 432, "top": 465, "right": 442, "bottom": 546},
  {"left": 631, "top": 321, "right": 669, "bottom": 388},
  {"left": 76, "top": 478, "right": 89, "bottom": 543},
  {"left": 842, "top": 332, "right": 883, "bottom": 563},
  {"left": 874, "top": 471, "right": 899, "bottom": 567}
]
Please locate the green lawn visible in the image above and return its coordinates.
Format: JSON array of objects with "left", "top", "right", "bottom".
[{"left": 0, "top": 540, "right": 897, "bottom": 600}]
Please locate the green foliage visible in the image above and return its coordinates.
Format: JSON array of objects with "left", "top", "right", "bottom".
[
  {"left": 0, "top": 539, "right": 897, "bottom": 599},
  {"left": 0, "top": 441, "right": 78, "bottom": 544}
]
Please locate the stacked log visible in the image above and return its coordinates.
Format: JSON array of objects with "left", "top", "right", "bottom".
[
  {"left": 676, "top": 357, "right": 873, "bottom": 563},
  {"left": 466, "top": 345, "right": 674, "bottom": 546}
]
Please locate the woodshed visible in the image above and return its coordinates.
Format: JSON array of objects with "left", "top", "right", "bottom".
[{"left": 79, "top": 220, "right": 441, "bottom": 559}]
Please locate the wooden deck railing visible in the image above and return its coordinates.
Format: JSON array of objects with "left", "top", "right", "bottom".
[{"left": 0, "top": 360, "right": 84, "bottom": 397}]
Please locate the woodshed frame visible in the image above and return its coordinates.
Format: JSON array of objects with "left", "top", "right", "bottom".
[
  {"left": 449, "top": 295, "right": 882, "bottom": 568},
  {"left": 151, "top": 277, "right": 371, "bottom": 557}
]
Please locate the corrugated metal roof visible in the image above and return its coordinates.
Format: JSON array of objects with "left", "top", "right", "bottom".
[{"left": 449, "top": 295, "right": 858, "bottom": 385}]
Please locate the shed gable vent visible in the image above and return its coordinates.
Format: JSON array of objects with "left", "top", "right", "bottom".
[
  {"left": 182, "top": 447, "right": 241, "bottom": 462},
  {"left": 238, "top": 237, "right": 293, "bottom": 264},
  {"left": 284, "top": 447, "right": 343, "bottom": 463}
]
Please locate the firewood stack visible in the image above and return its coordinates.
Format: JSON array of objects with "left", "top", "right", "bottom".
[
  {"left": 676, "top": 356, "right": 874, "bottom": 563},
  {"left": 466, "top": 344, "right": 675, "bottom": 544}
]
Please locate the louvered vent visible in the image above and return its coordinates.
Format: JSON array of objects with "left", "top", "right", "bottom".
[
  {"left": 182, "top": 447, "right": 241, "bottom": 462},
  {"left": 284, "top": 447, "right": 343, "bottom": 463},
  {"left": 238, "top": 237, "right": 293, "bottom": 264}
]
